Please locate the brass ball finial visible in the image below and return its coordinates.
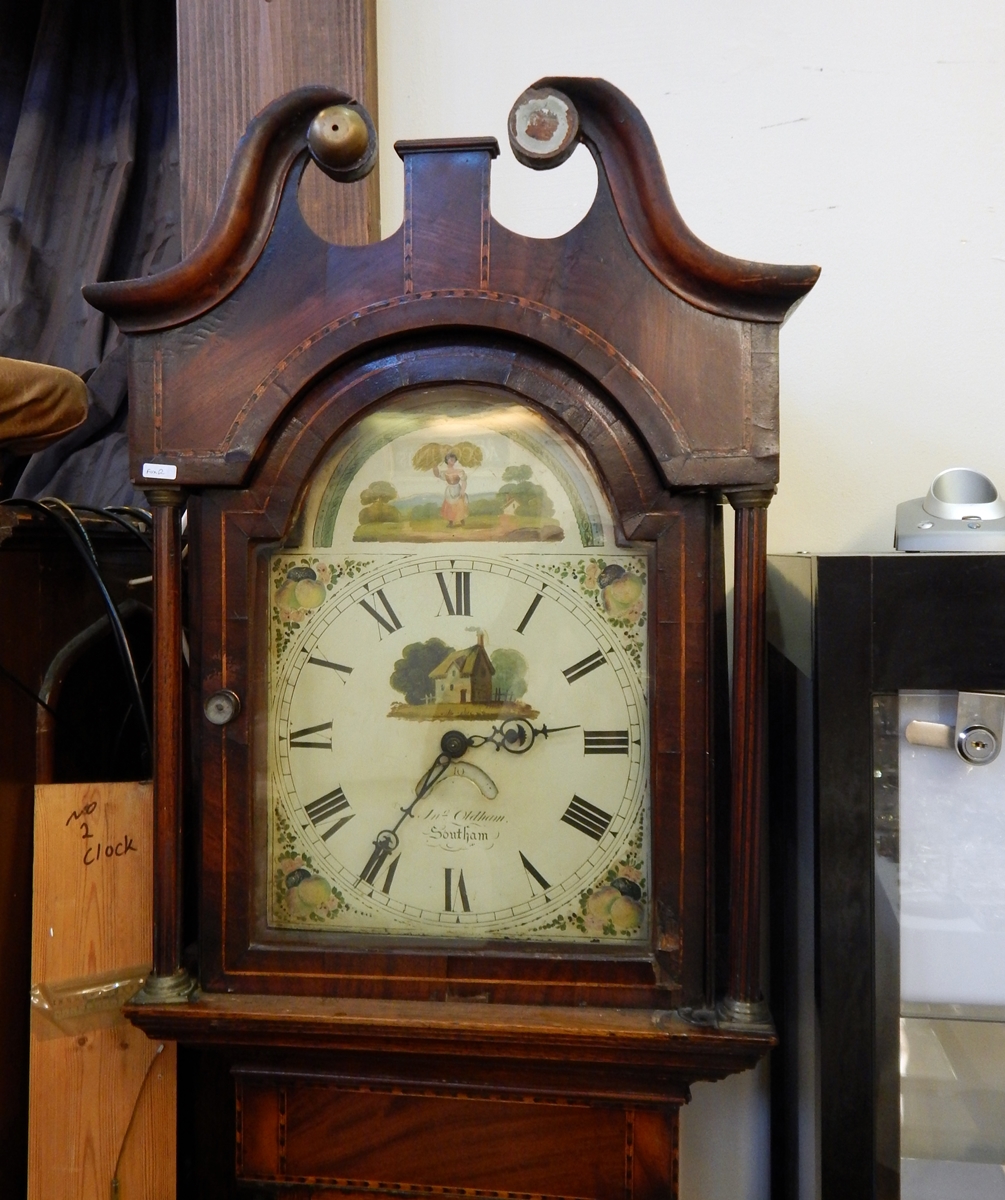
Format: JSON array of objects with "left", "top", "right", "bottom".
[{"left": 307, "top": 105, "right": 375, "bottom": 180}]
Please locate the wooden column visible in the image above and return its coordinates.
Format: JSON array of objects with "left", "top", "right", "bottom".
[
  {"left": 137, "top": 488, "right": 193, "bottom": 1002},
  {"left": 722, "top": 488, "right": 773, "bottom": 1022}
]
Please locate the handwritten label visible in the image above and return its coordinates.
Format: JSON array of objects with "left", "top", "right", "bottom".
[
  {"left": 65, "top": 801, "right": 97, "bottom": 826},
  {"left": 83, "top": 837, "right": 137, "bottom": 866},
  {"left": 141, "top": 461, "right": 177, "bottom": 480},
  {"left": 66, "top": 799, "right": 139, "bottom": 867}
]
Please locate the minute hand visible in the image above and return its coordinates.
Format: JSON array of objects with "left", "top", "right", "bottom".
[{"left": 466, "top": 718, "right": 580, "bottom": 755}]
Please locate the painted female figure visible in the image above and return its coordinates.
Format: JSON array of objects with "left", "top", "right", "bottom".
[{"left": 434, "top": 451, "right": 469, "bottom": 526}]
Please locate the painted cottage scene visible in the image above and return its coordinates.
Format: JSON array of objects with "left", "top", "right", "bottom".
[
  {"left": 388, "top": 633, "right": 537, "bottom": 722},
  {"left": 430, "top": 635, "right": 494, "bottom": 705}
]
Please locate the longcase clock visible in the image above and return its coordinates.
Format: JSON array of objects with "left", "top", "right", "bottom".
[{"left": 85, "top": 79, "right": 818, "bottom": 1198}]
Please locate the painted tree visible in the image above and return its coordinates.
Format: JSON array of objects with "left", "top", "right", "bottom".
[
  {"left": 490, "top": 648, "right": 529, "bottom": 700},
  {"left": 358, "top": 480, "right": 399, "bottom": 524},
  {"left": 390, "top": 638, "right": 455, "bottom": 705}
]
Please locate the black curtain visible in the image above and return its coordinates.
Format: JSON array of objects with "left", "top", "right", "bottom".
[{"left": 0, "top": 0, "right": 180, "bottom": 505}]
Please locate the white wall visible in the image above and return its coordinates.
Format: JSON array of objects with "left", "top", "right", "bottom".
[
  {"left": 375, "top": 3, "right": 1005, "bottom": 1195},
  {"left": 376, "top": 0, "right": 1005, "bottom": 558}
]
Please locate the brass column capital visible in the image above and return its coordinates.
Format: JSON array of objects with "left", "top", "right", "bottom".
[
  {"left": 725, "top": 486, "right": 775, "bottom": 511},
  {"left": 143, "top": 486, "right": 188, "bottom": 508}
]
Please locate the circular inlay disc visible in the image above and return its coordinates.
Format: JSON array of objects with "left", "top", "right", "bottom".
[{"left": 508, "top": 87, "right": 579, "bottom": 169}]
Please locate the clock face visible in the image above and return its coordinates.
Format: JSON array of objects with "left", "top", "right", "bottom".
[{"left": 265, "top": 389, "right": 650, "bottom": 944}]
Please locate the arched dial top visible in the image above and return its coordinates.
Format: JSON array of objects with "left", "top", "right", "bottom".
[{"left": 267, "top": 390, "right": 650, "bottom": 943}]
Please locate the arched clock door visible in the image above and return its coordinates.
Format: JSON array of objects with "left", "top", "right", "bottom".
[{"left": 85, "top": 79, "right": 818, "bottom": 1198}]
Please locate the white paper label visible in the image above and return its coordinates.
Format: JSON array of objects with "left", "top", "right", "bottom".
[{"left": 142, "top": 462, "right": 178, "bottom": 480}]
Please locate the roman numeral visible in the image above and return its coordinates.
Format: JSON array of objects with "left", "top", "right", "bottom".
[
  {"left": 288, "top": 721, "right": 332, "bottom": 750},
  {"left": 563, "top": 650, "right": 606, "bottom": 683},
  {"left": 516, "top": 591, "right": 544, "bottom": 634},
  {"left": 584, "top": 730, "right": 629, "bottom": 755},
  {"left": 444, "top": 867, "right": 470, "bottom": 913},
  {"left": 436, "top": 571, "right": 471, "bottom": 616},
  {"left": 360, "top": 836, "right": 400, "bottom": 893},
  {"left": 561, "top": 795, "right": 613, "bottom": 841},
  {"left": 305, "top": 653, "right": 353, "bottom": 678},
  {"left": 304, "top": 787, "right": 353, "bottom": 840},
  {"left": 519, "top": 851, "right": 551, "bottom": 895},
  {"left": 359, "top": 589, "right": 402, "bottom": 636}
]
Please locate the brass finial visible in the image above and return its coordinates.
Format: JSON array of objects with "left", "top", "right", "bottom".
[{"left": 307, "top": 104, "right": 377, "bottom": 181}]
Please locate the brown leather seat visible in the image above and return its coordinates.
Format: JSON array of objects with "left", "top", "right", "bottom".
[{"left": 0, "top": 357, "right": 88, "bottom": 454}]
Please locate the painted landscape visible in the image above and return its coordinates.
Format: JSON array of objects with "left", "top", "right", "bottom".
[{"left": 353, "top": 441, "right": 564, "bottom": 543}]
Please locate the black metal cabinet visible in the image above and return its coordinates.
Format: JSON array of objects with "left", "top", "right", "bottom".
[{"left": 767, "top": 553, "right": 1005, "bottom": 1200}]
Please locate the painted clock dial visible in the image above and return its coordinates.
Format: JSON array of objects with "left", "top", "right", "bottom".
[{"left": 266, "top": 388, "right": 650, "bottom": 943}]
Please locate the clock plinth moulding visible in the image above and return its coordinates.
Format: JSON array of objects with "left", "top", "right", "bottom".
[{"left": 85, "top": 78, "right": 818, "bottom": 1197}]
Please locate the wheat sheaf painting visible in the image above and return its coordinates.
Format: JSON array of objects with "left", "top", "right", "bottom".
[
  {"left": 303, "top": 389, "right": 613, "bottom": 552},
  {"left": 353, "top": 439, "right": 564, "bottom": 544}
]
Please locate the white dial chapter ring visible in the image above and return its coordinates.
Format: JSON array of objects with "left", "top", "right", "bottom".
[{"left": 270, "top": 552, "right": 649, "bottom": 938}]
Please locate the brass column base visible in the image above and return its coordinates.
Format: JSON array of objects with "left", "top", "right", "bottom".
[
  {"left": 133, "top": 968, "right": 196, "bottom": 1005},
  {"left": 717, "top": 996, "right": 772, "bottom": 1027}
]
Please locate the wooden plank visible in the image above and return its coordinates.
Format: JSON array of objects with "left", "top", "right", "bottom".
[
  {"left": 176, "top": 0, "right": 378, "bottom": 252},
  {"left": 28, "top": 782, "right": 175, "bottom": 1200}
]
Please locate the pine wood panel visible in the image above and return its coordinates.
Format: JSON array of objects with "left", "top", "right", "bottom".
[
  {"left": 28, "top": 782, "right": 175, "bottom": 1200},
  {"left": 176, "top": 0, "right": 378, "bottom": 252}
]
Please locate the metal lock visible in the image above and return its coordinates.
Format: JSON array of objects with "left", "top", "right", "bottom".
[
  {"left": 958, "top": 725, "right": 997, "bottom": 763},
  {"left": 905, "top": 691, "right": 1005, "bottom": 765},
  {"left": 204, "top": 689, "right": 241, "bottom": 726}
]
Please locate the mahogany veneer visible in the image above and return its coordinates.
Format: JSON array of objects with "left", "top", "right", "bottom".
[{"left": 86, "top": 77, "right": 817, "bottom": 1197}]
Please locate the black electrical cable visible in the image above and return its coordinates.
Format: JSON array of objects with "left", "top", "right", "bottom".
[
  {"left": 41, "top": 498, "right": 153, "bottom": 753},
  {"left": 0, "top": 498, "right": 152, "bottom": 755},
  {"left": 109, "top": 657, "right": 154, "bottom": 767},
  {"left": 71, "top": 505, "right": 154, "bottom": 553},
  {"left": 106, "top": 505, "right": 154, "bottom": 530},
  {"left": 0, "top": 659, "right": 58, "bottom": 718},
  {"left": 45, "top": 495, "right": 100, "bottom": 564}
]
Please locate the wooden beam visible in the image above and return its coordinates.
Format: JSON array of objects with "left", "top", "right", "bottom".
[{"left": 177, "top": 0, "right": 379, "bottom": 253}]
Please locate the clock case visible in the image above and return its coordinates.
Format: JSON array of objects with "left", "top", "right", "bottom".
[{"left": 85, "top": 75, "right": 816, "bottom": 1101}]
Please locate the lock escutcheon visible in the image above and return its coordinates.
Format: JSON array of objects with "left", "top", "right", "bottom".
[{"left": 958, "top": 725, "right": 998, "bottom": 764}]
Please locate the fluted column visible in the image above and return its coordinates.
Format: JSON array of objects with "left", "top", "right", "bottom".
[
  {"left": 136, "top": 487, "right": 194, "bottom": 1003},
  {"left": 721, "top": 487, "right": 772, "bottom": 1022}
]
